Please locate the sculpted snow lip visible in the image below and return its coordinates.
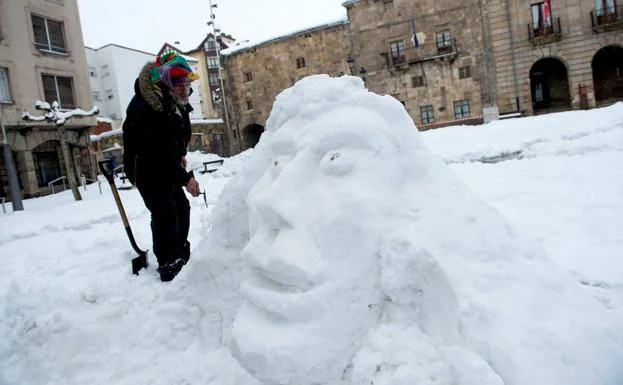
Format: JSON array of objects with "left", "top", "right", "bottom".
[{"left": 240, "top": 229, "right": 328, "bottom": 319}]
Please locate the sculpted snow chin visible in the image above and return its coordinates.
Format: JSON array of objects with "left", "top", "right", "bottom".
[{"left": 198, "top": 75, "right": 622, "bottom": 385}]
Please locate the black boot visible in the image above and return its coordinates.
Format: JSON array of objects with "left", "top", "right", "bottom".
[{"left": 157, "top": 260, "right": 183, "bottom": 282}]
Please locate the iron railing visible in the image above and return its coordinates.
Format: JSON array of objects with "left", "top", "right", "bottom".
[
  {"left": 48, "top": 175, "right": 66, "bottom": 194},
  {"left": 528, "top": 17, "right": 562, "bottom": 43},
  {"left": 385, "top": 39, "right": 458, "bottom": 67},
  {"left": 591, "top": 4, "right": 623, "bottom": 32}
]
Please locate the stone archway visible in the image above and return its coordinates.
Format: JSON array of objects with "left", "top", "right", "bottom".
[
  {"left": 242, "top": 124, "right": 265, "bottom": 149},
  {"left": 530, "top": 57, "right": 571, "bottom": 113},
  {"left": 592, "top": 45, "right": 623, "bottom": 104}
]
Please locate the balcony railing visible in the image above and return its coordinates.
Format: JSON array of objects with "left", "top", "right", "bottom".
[
  {"left": 385, "top": 39, "right": 458, "bottom": 67},
  {"left": 591, "top": 5, "right": 623, "bottom": 32},
  {"left": 527, "top": 17, "right": 562, "bottom": 45}
]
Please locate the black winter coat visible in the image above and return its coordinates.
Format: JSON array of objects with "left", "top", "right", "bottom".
[{"left": 123, "top": 63, "right": 192, "bottom": 191}]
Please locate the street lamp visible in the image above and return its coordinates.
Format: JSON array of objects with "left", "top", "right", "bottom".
[
  {"left": 207, "top": 0, "right": 234, "bottom": 156},
  {"left": 0, "top": 102, "right": 24, "bottom": 211},
  {"left": 346, "top": 54, "right": 355, "bottom": 75},
  {"left": 359, "top": 67, "right": 368, "bottom": 82}
]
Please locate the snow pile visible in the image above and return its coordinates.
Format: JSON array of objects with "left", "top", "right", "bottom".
[
  {"left": 189, "top": 75, "right": 623, "bottom": 385},
  {"left": 423, "top": 103, "right": 623, "bottom": 164}
]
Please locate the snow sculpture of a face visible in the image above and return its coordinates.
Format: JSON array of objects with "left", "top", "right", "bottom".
[{"left": 230, "top": 75, "right": 414, "bottom": 385}]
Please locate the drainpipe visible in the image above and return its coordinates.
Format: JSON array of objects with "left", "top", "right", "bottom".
[{"left": 504, "top": 0, "right": 521, "bottom": 111}]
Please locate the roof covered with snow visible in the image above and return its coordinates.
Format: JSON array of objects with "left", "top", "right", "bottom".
[
  {"left": 90, "top": 128, "right": 123, "bottom": 142},
  {"left": 222, "top": 18, "right": 348, "bottom": 56},
  {"left": 190, "top": 119, "right": 224, "bottom": 124}
]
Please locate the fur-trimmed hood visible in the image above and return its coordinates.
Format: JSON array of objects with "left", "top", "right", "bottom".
[{"left": 136, "top": 62, "right": 164, "bottom": 112}]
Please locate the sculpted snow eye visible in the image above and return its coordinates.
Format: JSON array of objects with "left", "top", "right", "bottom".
[
  {"left": 269, "top": 156, "right": 292, "bottom": 178},
  {"left": 321, "top": 150, "right": 354, "bottom": 176}
]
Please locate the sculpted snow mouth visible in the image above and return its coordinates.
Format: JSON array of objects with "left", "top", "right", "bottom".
[{"left": 240, "top": 268, "right": 326, "bottom": 319}]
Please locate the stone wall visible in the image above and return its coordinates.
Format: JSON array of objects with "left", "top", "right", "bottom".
[
  {"left": 346, "top": 0, "right": 488, "bottom": 127},
  {"left": 222, "top": 21, "right": 351, "bottom": 151}
]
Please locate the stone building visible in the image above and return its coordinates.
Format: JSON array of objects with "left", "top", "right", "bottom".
[
  {"left": 221, "top": 20, "right": 351, "bottom": 151},
  {"left": 220, "top": 0, "right": 622, "bottom": 147},
  {"left": 345, "top": 0, "right": 489, "bottom": 129},
  {"left": 0, "top": 0, "right": 96, "bottom": 199},
  {"left": 485, "top": 0, "right": 623, "bottom": 114}
]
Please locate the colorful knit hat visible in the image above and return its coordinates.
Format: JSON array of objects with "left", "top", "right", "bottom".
[{"left": 149, "top": 52, "right": 200, "bottom": 88}]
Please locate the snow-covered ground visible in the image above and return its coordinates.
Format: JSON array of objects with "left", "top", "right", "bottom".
[{"left": 0, "top": 76, "right": 622, "bottom": 384}]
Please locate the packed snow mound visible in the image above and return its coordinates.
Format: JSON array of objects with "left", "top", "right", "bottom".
[{"left": 188, "top": 75, "right": 623, "bottom": 385}]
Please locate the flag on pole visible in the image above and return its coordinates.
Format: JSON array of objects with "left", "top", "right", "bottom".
[
  {"left": 411, "top": 19, "right": 420, "bottom": 48},
  {"left": 543, "top": 0, "right": 551, "bottom": 26}
]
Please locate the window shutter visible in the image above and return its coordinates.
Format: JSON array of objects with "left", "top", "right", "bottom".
[
  {"left": 32, "top": 15, "right": 48, "bottom": 48},
  {"left": 42, "top": 75, "right": 58, "bottom": 104},
  {"left": 47, "top": 19, "right": 66, "bottom": 52},
  {"left": 0, "top": 68, "right": 11, "bottom": 102},
  {"left": 57, "top": 77, "right": 75, "bottom": 108}
]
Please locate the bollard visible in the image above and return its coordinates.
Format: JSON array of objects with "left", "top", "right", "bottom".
[
  {"left": 81, "top": 175, "right": 87, "bottom": 191},
  {"left": 1, "top": 197, "right": 5, "bottom": 214},
  {"left": 98, "top": 180, "right": 102, "bottom": 195}
]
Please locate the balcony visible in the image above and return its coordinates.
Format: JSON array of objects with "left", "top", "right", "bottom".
[
  {"left": 527, "top": 17, "right": 562, "bottom": 45},
  {"left": 591, "top": 5, "right": 623, "bottom": 33},
  {"left": 384, "top": 39, "right": 458, "bottom": 68}
]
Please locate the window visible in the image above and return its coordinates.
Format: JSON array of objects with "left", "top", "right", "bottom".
[
  {"left": 595, "top": 0, "right": 616, "bottom": 15},
  {"left": 246, "top": 99, "right": 254, "bottom": 110},
  {"left": 206, "top": 39, "right": 217, "bottom": 51},
  {"left": 92, "top": 91, "right": 101, "bottom": 102},
  {"left": 412, "top": 75, "right": 425, "bottom": 88},
  {"left": 453, "top": 99, "right": 471, "bottom": 119},
  {"left": 296, "top": 57, "right": 306, "bottom": 69},
  {"left": 420, "top": 105, "right": 435, "bottom": 125},
  {"left": 207, "top": 57, "right": 220, "bottom": 69},
  {"left": 101, "top": 65, "right": 110, "bottom": 78},
  {"left": 383, "top": 0, "right": 394, "bottom": 10},
  {"left": 31, "top": 15, "right": 67, "bottom": 54},
  {"left": 436, "top": 30, "right": 452, "bottom": 50},
  {"left": 209, "top": 73, "right": 220, "bottom": 87},
  {"left": 531, "top": 2, "right": 552, "bottom": 31},
  {"left": 459, "top": 65, "right": 472, "bottom": 79},
  {"left": 88, "top": 66, "right": 97, "bottom": 77},
  {"left": 390, "top": 40, "right": 406, "bottom": 64},
  {"left": 0, "top": 68, "right": 11, "bottom": 102},
  {"left": 34, "top": 151, "right": 61, "bottom": 187},
  {"left": 244, "top": 72, "right": 253, "bottom": 82},
  {"left": 42, "top": 74, "right": 75, "bottom": 108}
]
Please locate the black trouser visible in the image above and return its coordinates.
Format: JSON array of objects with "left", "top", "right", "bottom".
[{"left": 138, "top": 187, "right": 190, "bottom": 267}]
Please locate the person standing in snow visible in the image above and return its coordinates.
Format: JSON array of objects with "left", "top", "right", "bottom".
[{"left": 122, "top": 53, "right": 201, "bottom": 282}]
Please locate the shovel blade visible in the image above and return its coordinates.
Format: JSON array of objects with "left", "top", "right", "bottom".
[{"left": 131, "top": 251, "right": 149, "bottom": 275}]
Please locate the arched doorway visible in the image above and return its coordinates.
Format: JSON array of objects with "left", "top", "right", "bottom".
[
  {"left": 592, "top": 45, "right": 623, "bottom": 104},
  {"left": 530, "top": 58, "right": 571, "bottom": 113},
  {"left": 32, "top": 140, "right": 63, "bottom": 188},
  {"left": 243, "top": 124, "right": 264, "bottom": 149}
]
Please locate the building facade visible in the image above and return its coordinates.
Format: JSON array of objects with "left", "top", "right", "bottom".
[
  {"left": 220, "top": 0, "right": 622, "bottom": 153},
  {"left": 222, "top": 20, "right": 351, "bottom": 151},
  {"left": 486, "top": 0, "right": 623, "bottom": 114},
  {"left": 345, "top": 0, "right": 488, "bottom": 129},
  {"left": 89, "top": 43, "right": 203, "bottom": 128},
  {"left": 0, "top": 0, "right": 95, "bottom": 199}
]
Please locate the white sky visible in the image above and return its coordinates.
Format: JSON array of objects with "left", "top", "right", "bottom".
[{"left": 77, "top": 0, "right": 348, "bottom": 54}]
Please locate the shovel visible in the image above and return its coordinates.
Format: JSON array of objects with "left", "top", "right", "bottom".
[{"left": 98, "top": 160, "right": 149, "bottom": 275}]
